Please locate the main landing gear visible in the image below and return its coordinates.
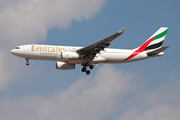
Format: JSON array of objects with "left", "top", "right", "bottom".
[
  {"left": 81, "top": 62, "right": 94, "bottom": 75},
  {"left": 26, "top": 59, "right": 29, "bottom": 66}
]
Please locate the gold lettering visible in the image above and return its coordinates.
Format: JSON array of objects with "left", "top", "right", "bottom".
[
  {"left": 37, "top": 46, "right": 44, "bottom": 52},
  {"left": 56, "top": 47, "right": 58, "bottom": 52},
  {"left": 63, "top": 47, "right": 66, "bottom": 52},
  {"left": 72, "top": 47, "right": 76, "bottom": 50},
  {"left": 51, "top": 47, "right": 55, "bottom": 52},
  {"left": 48, "top": 47, "right": 50, "bottom": 52},
  {"left": 31, "top": 45, "right": 36, "bottom": 51},
  {"left": 45, "top": 46, "right": 47, "bottom": 52},
  {"left": 57, "top": 47, "right": 62, "bottom": 52},
  {"left": 31, "top": 46, "right": 68, "bottom": 52}
]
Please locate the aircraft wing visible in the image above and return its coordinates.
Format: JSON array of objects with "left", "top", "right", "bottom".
[{"left": 77, "top": 28, "right": 125, "bottom": 59}]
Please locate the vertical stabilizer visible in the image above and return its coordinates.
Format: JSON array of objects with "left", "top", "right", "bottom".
[
  {"left": 124, "top": 27, "right": 168, "bottom": 61},
  {"left": 144, "top": 27, "right": 168, "bottom": 50}
]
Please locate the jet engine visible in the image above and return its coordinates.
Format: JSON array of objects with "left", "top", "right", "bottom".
[
  {"left": 56, "top": 62, "right": 75, "bottom": 70},
  {"left": 61, "top": 52, "right": 80, "bottom": 59}
]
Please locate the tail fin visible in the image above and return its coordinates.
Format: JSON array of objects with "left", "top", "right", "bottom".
[
  {"left": 124, "top": 27, "right": 168, "bottom": 61},
  {"left": 144, "top": 27, "right": 168, "bottom": 51},
  {"left": 135, "top": 27, "right": 168, "bottom": 51}
]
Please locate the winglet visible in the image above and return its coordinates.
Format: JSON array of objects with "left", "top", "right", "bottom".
[{"left": 118, "top": 28, "right": 126, "bottom": 34}]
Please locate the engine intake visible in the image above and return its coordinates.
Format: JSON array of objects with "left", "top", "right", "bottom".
[{"left": 56, "top": 62, "right": 75, "bottom": 70}]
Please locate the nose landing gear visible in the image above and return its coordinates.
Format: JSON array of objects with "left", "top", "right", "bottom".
[
  {"left": 26, "top": 59, "right": 29, "bottom": 66},
  {"left": 81, "top": 62, "right": 94, "bottom": 75}
]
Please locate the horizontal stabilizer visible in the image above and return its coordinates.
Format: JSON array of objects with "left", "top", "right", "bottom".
[{"left": 147, "top": 46, "right": 169, "bottom": 56}]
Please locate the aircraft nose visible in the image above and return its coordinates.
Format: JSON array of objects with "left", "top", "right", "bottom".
[{"left": 10, "top": 49, "right": 15, "bottom": 54}]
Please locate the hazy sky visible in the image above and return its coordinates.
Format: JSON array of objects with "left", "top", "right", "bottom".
[{"left": 0, "top": 0, "right": 180, "bottom": 120}]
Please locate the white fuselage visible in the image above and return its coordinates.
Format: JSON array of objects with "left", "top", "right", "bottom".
[
  {"left": 9, "top": 27, "right": 168, "bottom": 75},
  {"left": 10, "top": 44, "right": 153, "bottom": 65}
]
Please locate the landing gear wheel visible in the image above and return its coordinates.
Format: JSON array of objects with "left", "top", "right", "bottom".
[
  {"left": 86, "top": 70, "right": 90, "bottom": 75},
  {"left": 26, "top": 62, "right": 29, "bottom": 66},
  {"left": 81, "top": 67, "right": 86, "bottom": 72},
  {"left": 85, "top": 62, "right": 90, "bottom": 66},
  {"left": 89, "top": 65, "right": 94, "bottom": 69},
  {"left": 81, "top": 62, "right": 92, "bottom": 75},
  {"left": 26, "top": 59, "right": 29, "bottom": 66}
]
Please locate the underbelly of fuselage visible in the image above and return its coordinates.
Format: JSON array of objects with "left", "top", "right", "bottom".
[{"left": 18, "top": 51, "right": 149, "bottom": 64}]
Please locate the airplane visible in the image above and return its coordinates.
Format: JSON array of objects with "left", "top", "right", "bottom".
[{"left": 10, "top": 27, "right": 169, "bottom": 75}]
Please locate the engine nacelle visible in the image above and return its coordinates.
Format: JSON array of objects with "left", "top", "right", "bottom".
[
  {"left": 61, "top": 52, "right": 80, "bottom": 59},
  {"left": 56, "top": 62, "right": 75, "bottom": 70}
]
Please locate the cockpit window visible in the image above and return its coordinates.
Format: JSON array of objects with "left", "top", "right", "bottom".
[{"left": 15, "top": 47, "right": 20, "bottom": 49}]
